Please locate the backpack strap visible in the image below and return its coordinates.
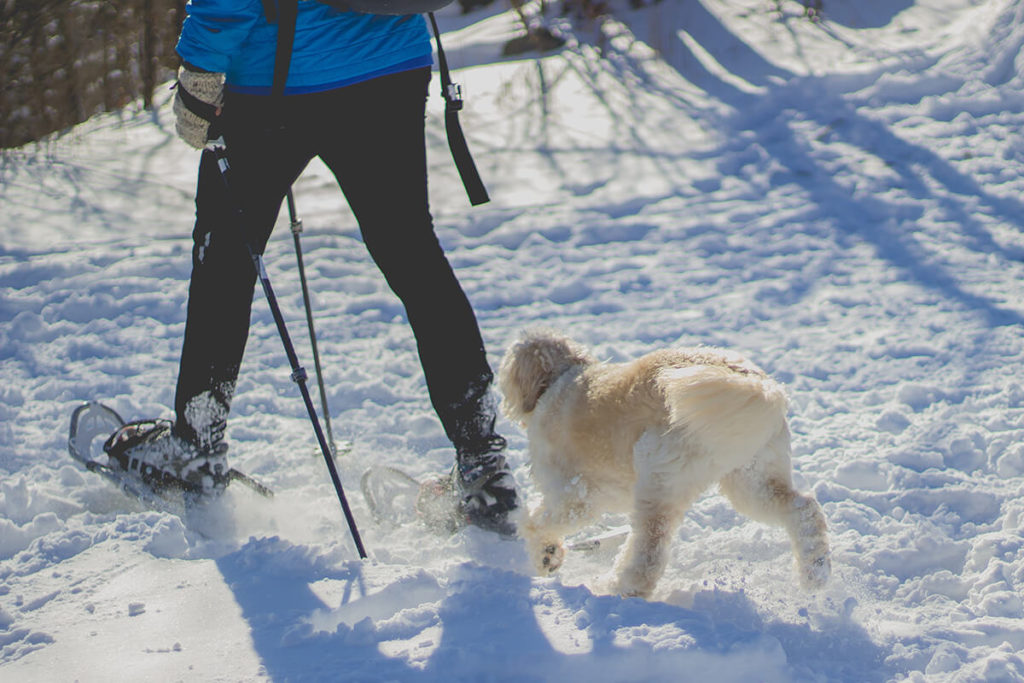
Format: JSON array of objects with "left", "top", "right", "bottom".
[
  {"left": 264, "top": 3, "right": 489, "bottom": 205},
  {"left": 260, "top": 0, "right": 277, "bottom": 22},
  {"left": 272, "top": 0, "right": 298, "bottom": 99}
]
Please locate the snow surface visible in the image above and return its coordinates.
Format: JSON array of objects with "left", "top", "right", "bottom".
[{"left": 3, "top": 0, "right": 1024, "bottom": 680}]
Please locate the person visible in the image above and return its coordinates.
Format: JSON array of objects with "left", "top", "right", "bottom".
[{"left": 103, "top": 0, "right": 518, "bottom": 535}]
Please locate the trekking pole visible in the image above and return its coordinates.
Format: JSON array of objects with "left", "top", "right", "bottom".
[
  {"left": 285, "top": 188, "right": 338, "bottom": 458},
  {"left": 209, "top": 138, "right": 367, "bottom": 560}
]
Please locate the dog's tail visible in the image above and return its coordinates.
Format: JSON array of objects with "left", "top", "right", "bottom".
[{"left": 659, "top": 365, "right": 788, "bottom": 461}]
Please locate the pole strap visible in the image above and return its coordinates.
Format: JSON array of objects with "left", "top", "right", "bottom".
[{"left": 428, "top": 12, "right": 489, "bottom": 206}]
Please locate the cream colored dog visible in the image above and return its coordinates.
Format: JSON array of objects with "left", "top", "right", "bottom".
[{"left": 498, "top": 329, "right": 830, "bottom": 599}]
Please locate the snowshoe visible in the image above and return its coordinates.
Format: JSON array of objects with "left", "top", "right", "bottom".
[
  {"left": 361, "top": 450, "right": 518, "bottom": 537},
  {"left": 360, "top": 465, "right": 423, "bottom": 526},
  {"left": 414, "top": 469, "right": 465, "bottom": 533},
  {"left": 360, "top": 462, "right": 629, "bottom": 551},
  {"left": 68, "top": 401, "right": 272, "bottom": 512},
  {"left": 361, "top": 464, "right": 508, "bottom": 535}
]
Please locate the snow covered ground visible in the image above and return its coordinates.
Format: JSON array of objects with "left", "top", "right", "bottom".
[{"left": 3, "top": 0, "right": 1024, "bottom": 680}]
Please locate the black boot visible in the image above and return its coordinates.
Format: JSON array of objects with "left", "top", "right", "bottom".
[
  {"left": 454, "top": 434, "right": 518, "bottom": 536},
  {"left": 416, "top": 434, "right": 519, "bottom": 537}
]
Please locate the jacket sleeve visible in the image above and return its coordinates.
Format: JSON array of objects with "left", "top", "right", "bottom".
[{"left": 175, "top": 0, "right": 266, "bottom": 74}]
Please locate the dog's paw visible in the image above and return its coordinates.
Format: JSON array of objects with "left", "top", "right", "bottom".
[
  {"left": 800, "top": 552, "right": 831, "bottom": 590},
  {"left": 530, "top": 541, "right": 565, "bottom": 575},
  {"left": 542, "top": 543, "right": 565, "bottom": 573},
  {"left": 613, "top": 576, "right": 653, "bottom": 600}
]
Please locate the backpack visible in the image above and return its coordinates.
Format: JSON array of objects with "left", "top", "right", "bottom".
[{"left": 262, "top": 0, "right": 488, "bottom": 205}]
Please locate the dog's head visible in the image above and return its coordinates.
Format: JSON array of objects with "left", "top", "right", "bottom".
[{"left": 498, "top": 329, "right": 594, "bottom": 423}]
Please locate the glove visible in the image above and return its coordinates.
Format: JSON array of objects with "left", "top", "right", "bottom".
[{"left": 173, "top": 64, "right": 225, "bottom": 149}]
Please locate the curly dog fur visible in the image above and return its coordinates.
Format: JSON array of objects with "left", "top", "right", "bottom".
[{"left": 498, "top": 329, "right": 831, "bottom": 599}]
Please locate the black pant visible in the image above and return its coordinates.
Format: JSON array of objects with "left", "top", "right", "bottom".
[{"left": 174, "top": 67, "right": 496, "bottom": 454}]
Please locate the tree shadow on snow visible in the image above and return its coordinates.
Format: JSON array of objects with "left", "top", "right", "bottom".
[
  {"left": 433, "top": 0, "right": 1024, "bottom": 331},
  {"left": 814, "top": 0, "right": 915, "bottom": 30},
  {"left": 603, "top": 0, "right": 1024, "bottom": 328}
]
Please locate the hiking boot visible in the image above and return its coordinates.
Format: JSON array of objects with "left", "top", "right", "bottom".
[
  {"left": 415, "top": 435, "right": 519, "bottom": 537},
  {"left": 103, "top": 419, "right": 229, "bottom": 495},
  {"left": 457, "top": 436, "right": 519, "bottom": 536}
]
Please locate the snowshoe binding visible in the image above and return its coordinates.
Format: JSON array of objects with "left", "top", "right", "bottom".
[{"left": 103, "top": 418, "right": 230, "bottom": 497}]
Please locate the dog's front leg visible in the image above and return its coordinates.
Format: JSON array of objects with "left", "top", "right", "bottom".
[
  {"left": 614, "top": 499, "right": 687, "bottom": 599},
  {"left": 522, "top": 495, "right": 595, "bottom": 575},
  {"left": 615, "top": 431, "right": 695, "bottom": 599}
]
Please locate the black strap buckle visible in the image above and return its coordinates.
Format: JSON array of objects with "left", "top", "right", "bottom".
[{"left": 444, "top": 83, "right": 464, "bottom": 111}]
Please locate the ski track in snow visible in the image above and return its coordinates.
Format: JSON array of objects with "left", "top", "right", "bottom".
[{"left": 3, "top": 1, "right": 1024, "bottom": 680}]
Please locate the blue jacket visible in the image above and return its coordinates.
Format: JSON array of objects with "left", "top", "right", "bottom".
[{"left": 176, "top": 0, "right": 433, "bottom": 94}]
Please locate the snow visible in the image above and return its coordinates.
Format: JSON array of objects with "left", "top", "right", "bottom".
[{"left": 2, "top": 0, "right": 1024, "bottom": 680}]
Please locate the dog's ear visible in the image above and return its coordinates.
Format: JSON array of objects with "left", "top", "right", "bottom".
[
  {"left": 498, "top": 330, "right": 593, "bottom": 422},
  {"left": 498, "top": 338, "right": 549, "bottom": 421}
]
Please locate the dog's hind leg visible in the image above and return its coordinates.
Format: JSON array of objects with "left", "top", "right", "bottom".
[{"left": 719, "top": 426, "right": 831, "bottom": 589}]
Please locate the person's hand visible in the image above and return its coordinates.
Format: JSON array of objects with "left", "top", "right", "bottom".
[{"left": 173, "top": 63, "right": 224, "bottom": 149}]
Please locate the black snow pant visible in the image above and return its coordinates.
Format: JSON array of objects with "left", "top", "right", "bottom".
[{"left": 173, "top": 67, "right": 497, "bottom": 455}]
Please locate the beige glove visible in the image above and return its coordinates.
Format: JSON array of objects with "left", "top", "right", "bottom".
[{"left": 173, "top": 64, "right": 225, "bottom": 149}]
